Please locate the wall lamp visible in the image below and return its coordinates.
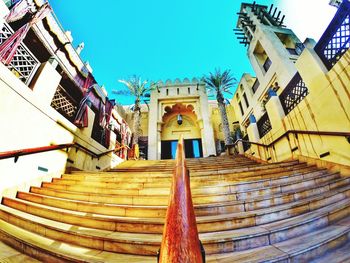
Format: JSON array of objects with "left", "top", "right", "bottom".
[{"left": 177, "top": 114, "right": 183, "bottom": 125}]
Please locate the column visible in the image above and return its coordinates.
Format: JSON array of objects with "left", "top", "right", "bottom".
[
  {"left": 247, "top": 114, "right": 260, "bottom": 142},
  {"left": 30, "top": 61, "right": 62, "bottom": 106},
  {"left": 265, "top": 89, "right": 285, "bottom": 131},
  {"left": 198, "top": 92, "right": 216, "bottom": 157},
  {"left": 147, "top": 90, "right": 159, "bottom": 160}
]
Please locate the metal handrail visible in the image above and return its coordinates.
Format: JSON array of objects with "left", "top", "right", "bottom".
[
  {"left": 158, "top": 135, "right": 204, "bottom": 263},
  {"left": 234, "top": 130, "right": 350, "bottom": 149},
  {"left": 0, "top": 142, "right": 117, "bottom": 162}
]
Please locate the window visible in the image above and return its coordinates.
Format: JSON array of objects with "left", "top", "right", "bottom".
[
  {"left": 253, "top": 41, "right": 271, "bottom": 74},
  {"left": 188, "top": 87, "right": 191, "bottom": 94},
  {"left": 275, "top": 32, "right": 300, "bottom": 56},
  {"left": 239, "top": 101, "right": 244, "bottom": 116},
  {"left": 263, "top": 57, "right": 272, "bottom": 72},
  {"left": 252, "top": 79, "right": 260, "bottom": 93},
  {"left": 243, "top": 93, "right": 249, "bottom": 108},
  {"left": 177, "top": 88, "right": 179, "bottom": 95},
  {"left": 166, "top": 89, "right": 169, "bottom": 96}
]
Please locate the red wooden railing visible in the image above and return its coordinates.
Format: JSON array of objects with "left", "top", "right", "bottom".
[{"left": 159, "top": 135, "right": 204, "bottom": 262}]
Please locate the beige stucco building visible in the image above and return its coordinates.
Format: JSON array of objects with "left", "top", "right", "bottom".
[{"left": 124, "top": 79, "right": 237, "bottom": 160}]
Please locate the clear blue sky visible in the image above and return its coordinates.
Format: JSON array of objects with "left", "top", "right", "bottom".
[{"left": 49, "top": 0, "right": 279, "bottom": 105}]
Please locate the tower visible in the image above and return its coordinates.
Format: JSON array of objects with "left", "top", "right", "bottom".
[{"left": 234, "top": 2, "right": 304, "bottom": 89}]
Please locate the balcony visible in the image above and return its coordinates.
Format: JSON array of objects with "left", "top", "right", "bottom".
[
  {"left": 50, "top": 85, "right": 78, "bottom": 122},
  {"left": 0, "top": 23, "right": 40, "bottom": 85}
]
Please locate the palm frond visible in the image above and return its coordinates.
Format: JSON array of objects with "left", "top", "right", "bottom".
[
  {"left": 203, "top": 69, "right": 237, "bottom": 95},
  {"left": 113, "top": 75, "right": 154, "bottom": 111}
]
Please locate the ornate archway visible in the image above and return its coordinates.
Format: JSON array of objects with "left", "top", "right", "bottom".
[{"left": 160, "top": 103, "right": 203, "bottom": 159}]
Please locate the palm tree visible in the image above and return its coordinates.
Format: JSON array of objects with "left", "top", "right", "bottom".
[
  {"left": 204, "top": 69, "right": 237, "bottom": 147},
  {"left": 113, "top": 75, "right": 152, "bottom": 146}
]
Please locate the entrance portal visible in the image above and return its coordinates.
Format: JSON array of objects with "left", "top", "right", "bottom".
[
  {"left": 161, "top": 139, "right": 203, "bottom": 159},
  {"left": 160, "top": 103, "right": 203, "bottom": 160}
]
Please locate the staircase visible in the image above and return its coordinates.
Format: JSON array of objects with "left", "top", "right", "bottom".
[{"left": 1, "top": 155, "right": 350, "bottom": 262}]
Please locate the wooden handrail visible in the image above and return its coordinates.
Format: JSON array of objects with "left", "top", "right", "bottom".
[
  {"left": 159, "top": 135, "right": 204, "bottom": 262},
  {"left": 0, "top": 143, "right": 74, "bottom": 161},
  {"left": 114, "top": 145, "right": 130, "bottom": 151},
  {"left": 234, "top": 130, "right": 350, "bottom": 149},
  {"left": 0, "top": 142, "right": 117, "bottom": 162}
]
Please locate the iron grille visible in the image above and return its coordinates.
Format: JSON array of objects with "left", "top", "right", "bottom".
[
  {"left": 51, "top": 85, "right": 78, "bottom": 121},
  {"left": 257, "top": 112, "right": 272, "bottom": 138},
  {"left": 0, "top": 23, "right": 40, "bottom": 84},
  {"left": 315, "top": 0, "right": 350, "bottom": 69},
  {"left": 279, "top": 73, "right": 309, "bottom": 115}
]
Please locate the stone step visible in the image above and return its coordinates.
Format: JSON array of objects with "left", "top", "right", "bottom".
[
  {"left": 202, "top": 198, "right": 350, "bottom": 255},
  {"left": 115, "top": 157, "right": 255, "bottom": 170},
  {"left": 0, "top": 219, "right": 155, "bottom": 262},
  {"left": 206, "top": 216, "right": 350, "bottom": 262},
  {"left": 7, "top": 181, "right": 350, "bottom": 237},
  {"left": 60, "top": 164, "right": 313, "bottom": 191},
  {"left": 52, "top": 171, "right": 338, "bottom": 197},
  {"left": 41, "top": 171, "right": 341, "bottom": 200},
  {"left": 2, "top": 194, "right": 350, "bottom": 256},
  {"left": 0, "top": 204, "right": 160, "bottom": 256},
  {"left": 29, "top": 174, "right": 350, "bottom": 209},
  {"left": 59, "top": 166, "right": 326, "bottom": 191},
  {"left": 18, "top": 172, "right": 347, "bottom": 219},
  {"left": 72, "top": 160, "right": 301, "bottom": 179},
  {"left": 194, "top": 182, "right": 350, "bottom": 232}
]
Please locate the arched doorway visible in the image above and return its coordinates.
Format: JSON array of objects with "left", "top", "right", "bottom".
[{"left": 161, "top": 103, "right": 203, "bottom": 159}]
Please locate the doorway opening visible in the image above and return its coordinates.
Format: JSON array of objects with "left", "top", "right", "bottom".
[{"left": 161, "top": 139, "right": 203, "bottom": 159}]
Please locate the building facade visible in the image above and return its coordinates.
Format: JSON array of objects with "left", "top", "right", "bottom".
[
  {"left": 124, "top": 79, "right": 237, "bottom": 160},
  {"left": 231, "top": 1, "right": 350, "bottom": 166}
]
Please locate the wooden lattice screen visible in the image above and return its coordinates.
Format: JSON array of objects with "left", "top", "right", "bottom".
[
  {"left": 0, "top": 23, "right": 40, "bottom": 84},
  {"left": 279, "top": 73, "right": 309, "bottom": 115}
]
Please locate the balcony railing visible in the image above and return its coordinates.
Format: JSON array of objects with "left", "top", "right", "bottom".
[
  {"left": 314, "top": 0, "right": 350, "bottom": 70},
  {"left": 279, "top": 73, "right": 309, "bottom": 115},
  {"left": 50, "top": 85, "right": 78, "bottom": 122},
  {"left": 0, "top": 22, "right": 40, "bottom": 85},
  {"left": 257, "top": 112, "right": 272, "bottom": 138}
]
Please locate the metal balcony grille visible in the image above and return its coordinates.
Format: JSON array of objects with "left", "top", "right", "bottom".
[
  {"left": 257, "top": 112, "right": 272, "bottom": 138},
  {"left": 0, "top": 23, "right": 40, "bottom": 84},
  {"left": 51, "top": 85, "right": 78, "bottom": 120},
  {"left": 315, "top": 0, "right": 350, "bottom": 69},
  {"left": 279, "top": 73, "right": 309, "bottom": 115}
]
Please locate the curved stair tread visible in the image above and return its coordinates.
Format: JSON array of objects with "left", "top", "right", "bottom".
[
  {"left": 41, "top": 170, "right": 340, "bottom": 199},
  {"left": 194, "top": 182, "right": 350, "bottom": 224},
  {"left": 206, "top": 219, "right": 350, "bottom": 262},
  {"left": 56, "top": 169, "right": 331, "bottom": 193},
  {"left": 11, "top": 184, "right": 350, "bottom": 234},
  {"left": 28, "top": 175, "right": 350, "bottom": 212},
  {"left": 0, "top": 219, "right": 154, "bottom": 263},
  {"left": 199, "top": 197, "right": 350, "bottom": 243},
  {"left": 0, "top": 204, "right": 162, "bottom": 244}
]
